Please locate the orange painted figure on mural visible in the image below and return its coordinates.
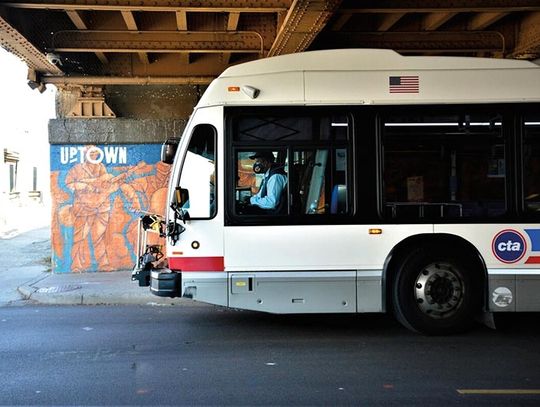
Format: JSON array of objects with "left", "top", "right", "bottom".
[
  {"left": 108, "top": 160, "right": 172, "bottom": 269},
  {"left": 123, "top": 161, "right": 172, "bottom": 258},
  {"left": 61, "top": 147, "right": 145, "bottom": 272},
  {"left": 51, "top": 145, "right": 172, "bottom": 273}
]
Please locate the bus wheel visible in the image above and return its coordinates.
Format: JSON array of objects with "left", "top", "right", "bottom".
[{"left": 392, "top": 248, "right": 478, "bottom": 335}]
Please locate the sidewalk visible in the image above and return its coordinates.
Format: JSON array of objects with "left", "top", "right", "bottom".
[
  {"left": 18, "top": 269, "right": 196, "bottom": 306},
  {"left": 0, "top": 199, "right": 51, "bottom": 239},
  {"left": 0, "top": 225, "right": 198, "bottom": 307}
]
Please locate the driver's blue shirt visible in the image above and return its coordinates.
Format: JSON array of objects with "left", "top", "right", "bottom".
[{"left": 250, "top": 169, "right": 287, "bottom": 210}]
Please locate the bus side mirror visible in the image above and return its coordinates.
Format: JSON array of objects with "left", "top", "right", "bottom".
[
  {"left": 161, "top": 138, "right": 179, "bottom": 164},
  {"left": 171, "top": 187, "right": 190, "bottom": 224}
]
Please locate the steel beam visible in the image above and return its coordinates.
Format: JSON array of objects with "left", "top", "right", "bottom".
[
  {"left": 468, "top": 12, "right": 509, "bottom": 30},
  {"left": 510, "top": 11, "right": 540, "bottom": 59},
  {"left": 175, "top": 11, "right": 188, "bottom": 31},
  {"left": 120, "top": 11, "right": 149, "bottom": 64},
  {"left": 0, "top": 15, "right": 62, "bottom": 74},
  {"left": 377, "top": 13, "right": 406, "bottom": 32},
  {"left": 227, "top": 12, "right": 240, "bottom": 31},
  {"left": 268, "top": 0, "right": 343, "bottom": 56},
  {"left": 422, "top": 12, "right": 457, "bottom": 31},
  {"left": 222, "top": 12, "right": 240, "bottom": 66},
  {"left": 2, "top": 0, "right": 291, "bottom": 13},
  {"left": 175, "top": 11, "right": 189, "bottom": 64},
  {"left": 316, "top": 31, "right": 505, "bottom": 54},
  {"left": 41, "top": 75, "right": 214, "bottom": 85},
  {"left": 51, "top": 30, "right": 264, "bottom": 53},
  {"left": 65, "top": 10, "right": 108, "bottom": 64},
  {"left": 330, "top": 12, "right": 352, "bottom": 31},
  {"left": 338, "top": 0, "right": 540, "bottom": 13}
]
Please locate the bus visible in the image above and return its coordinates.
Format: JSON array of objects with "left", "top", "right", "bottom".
[{"left": 133, "top": 49, "right": 540, "bottom": 335}]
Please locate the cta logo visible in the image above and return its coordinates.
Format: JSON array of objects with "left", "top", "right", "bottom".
[{"left": 492, "top": 229, "right": 527, "bottom": 264}]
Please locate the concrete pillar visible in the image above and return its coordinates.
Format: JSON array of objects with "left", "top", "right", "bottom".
[{"left": 49, "top": 85, "right": 201, "bottom": 273}]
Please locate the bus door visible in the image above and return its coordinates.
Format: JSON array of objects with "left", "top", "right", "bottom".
[{"left": 167, "top": 106, "right": 227, "bottom": 306}]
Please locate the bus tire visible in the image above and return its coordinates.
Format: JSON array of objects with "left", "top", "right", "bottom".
[{"left": 392, "top": 247, "right": 479, "bottom": 335}]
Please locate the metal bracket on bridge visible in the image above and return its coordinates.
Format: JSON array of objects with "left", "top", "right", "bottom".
[{"left": 66, "top": 85, "right": 116, "bottom": 118}]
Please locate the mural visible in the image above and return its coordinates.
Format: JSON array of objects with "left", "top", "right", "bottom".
[{"left": 51, "top": 144, "right": 171, "bottom": 273}]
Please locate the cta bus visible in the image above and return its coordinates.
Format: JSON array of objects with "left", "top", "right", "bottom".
[{"left": 133, "top": 49, "right": 540, "bottom": 335}]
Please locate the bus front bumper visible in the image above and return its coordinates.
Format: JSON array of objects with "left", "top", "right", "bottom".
[{"left": 149, "top": 269, "right": 182, "bottom": 298}]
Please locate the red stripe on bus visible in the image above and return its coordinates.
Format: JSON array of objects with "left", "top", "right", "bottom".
[
  {"left": 169, "top": 256, "right": 225, "bottom": 272},
  {"left": 525, "top": 256, "right": 540, "bottom": 264}
]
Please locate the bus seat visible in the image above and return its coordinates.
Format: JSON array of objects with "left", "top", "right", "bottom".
[{"left": 330, "top": 185, "right": 347, "bottom": 214}]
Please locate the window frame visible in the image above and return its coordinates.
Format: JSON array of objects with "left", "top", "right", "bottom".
[
  {"left": 225, "top": 106, "right": 356, "bottom": 226},
  {"left": 519, "top": 108, "right": 540, "bottom": 220},
  {"left": 234, "top": 147, "right": 290, "bottom": 216},
  {"left": 376, "top": 104, "right": 515, "bottom": 223},
  {"left": 222, "top": 103, "right": 538, "bottom": 226},
  {"left": 176, "top": 123, "right": 218, "bottom": 221}
]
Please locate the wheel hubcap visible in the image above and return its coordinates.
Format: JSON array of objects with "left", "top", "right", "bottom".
[{"left": 414, "top": 262, "right": 464, "bottom": 319}]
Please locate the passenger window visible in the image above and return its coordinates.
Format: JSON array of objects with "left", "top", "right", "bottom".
[
  {"left": 523, "top": 116, "right": 540, "bottom": 214},
  {"left": 291, "top": 148, "right": 348, "bottom": 215},
  {"left": 382, "top": 112, "right": 506, "bottom": 219}
]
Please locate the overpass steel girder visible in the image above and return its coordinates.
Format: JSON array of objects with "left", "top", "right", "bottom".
[
  {"left": 65, "top": 10, "right": 109, "bottom": 64},
  {"left": 51, "top": 30, "right": 264, "bottom": 54},
  {"left": 339, "top": 0, "right": 540, "bottom": 14},
  {"left": 41, "top": 75, "right": 214, "bottom": 85},
  {"left": 268, "top": 0, "right": 343, "bottom": 57},
  {"left": 317, "top": 31, "right": 506, "bottom": 54},
  {"left": 2, "top": 0, "right": 292, "bottom": 13},
  {"left": 510, "top": 11, "right": 540, "bottom": 59},
  {"left": 120, "top": 10, "right": 149, "bottom": 64},
  {"left": 0, "top": 15, "right": 62, "bottom": 74},
  {"left": 468, "top": 12, "right": 509, "bottom": 30}
]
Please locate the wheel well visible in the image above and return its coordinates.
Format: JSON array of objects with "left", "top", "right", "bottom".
[{"left": 383, "top": 233, "right": 488, "bottom": 313}]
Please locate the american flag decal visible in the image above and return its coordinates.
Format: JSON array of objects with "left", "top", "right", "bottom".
[{"left": 389, "top": 75, "right": 419, "bottom": 93}]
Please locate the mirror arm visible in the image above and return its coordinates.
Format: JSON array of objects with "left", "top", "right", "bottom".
[
  {"left": 167, "top": 205, "right": 186, "bottom": 245},
  {"left": 170, "top": 202, "right": 190, "bottom": 224}
]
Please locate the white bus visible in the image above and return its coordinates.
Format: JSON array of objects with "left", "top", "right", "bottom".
[{"left": 134, "top": 49, "right": 540, "bottom": 335}]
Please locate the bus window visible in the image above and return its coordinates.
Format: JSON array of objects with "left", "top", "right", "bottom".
[
  {"left": 382, "top": 112, "right": 506, "bottom": 220},
  {"left": 291, "top": 148, "right": 348, "bottom": 215},
  {"left": 524, "top": 117, "right": 540, "bottom": 214},
  {"left": 230, "top": 110, "right": 352, "bottom": 219},
  {"left": 178, "top": 124, "right": 217, "bottom": 219},
  {"left": 234, "top": 116, "right": 312, "bottom": 142},
  {"left": 235, "top": 149, "right": 288, "bottom": 215}
]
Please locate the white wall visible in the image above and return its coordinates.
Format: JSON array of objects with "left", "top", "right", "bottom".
[{"left": 0, "top": 48, "right": 56, "bottom": 237}]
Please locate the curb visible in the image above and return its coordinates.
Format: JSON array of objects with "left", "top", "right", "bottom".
[
  {"left": 15, "top": 270, "right": 210, "bottom": 307},
  {"left": 17, "top": 282, "right": 205, "bottom": 307},
  {"left": 17, "top": 284, "right": 37, "bottom": 301},
  {"left": 17, "top": 272, "right": 53, "bottom": 302},
  {"left": 18, "top": 284, "right": 85, "bottom": 305}
]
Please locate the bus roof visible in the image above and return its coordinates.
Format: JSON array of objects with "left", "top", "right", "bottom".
[
  {"left": 221, "top": 49, "right": 537, "bottom": 76},
  {"left": 197, "top": 49, "right": 540, "bottom": 107}
]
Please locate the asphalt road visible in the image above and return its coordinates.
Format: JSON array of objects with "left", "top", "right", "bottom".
[{"left": 1, "top": 305, "right": 539, "bottom": 406}]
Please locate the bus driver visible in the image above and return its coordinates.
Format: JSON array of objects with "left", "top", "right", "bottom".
[{"left": 248, "top": 151, "right": 287, "bottom": 213}]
